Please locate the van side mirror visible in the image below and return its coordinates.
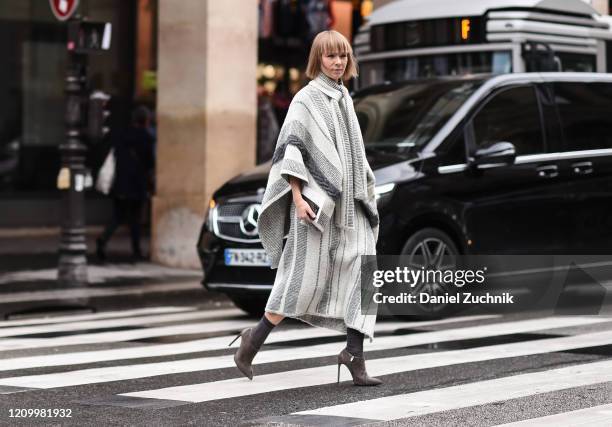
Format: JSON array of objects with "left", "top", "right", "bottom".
[{"left": 469, "top": 142, "right": 516, "bottom": 168}]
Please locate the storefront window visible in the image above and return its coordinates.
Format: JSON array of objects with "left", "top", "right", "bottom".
[
  {"left": 0, "top": 1, "right": 137, "bottom": 195},
  {"left": 256, "top": 62, "right": 307, "bottom": 164}
]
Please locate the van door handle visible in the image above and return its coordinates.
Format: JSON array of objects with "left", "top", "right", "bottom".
[
  {"left": 536, "top": 165, "right": 558, "bottom": 178},
  {"left": 571, "top": 161, "right": 593, "bottom": 175}
]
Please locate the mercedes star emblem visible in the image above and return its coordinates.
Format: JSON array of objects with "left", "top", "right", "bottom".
[{"left": 240, "top": 204, "right": 261, "bottom": 236}]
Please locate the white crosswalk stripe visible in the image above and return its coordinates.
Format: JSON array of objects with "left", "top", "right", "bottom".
[
  {"left": 0, "top": 306, "right": 610, "bottom": 426},
  {"left": 0, "top": 306, "right": 196, "bottom": 327},
  {"left": 497, "top": 403, "right": 612, "bottom": 426},
  {"left": 0, "top": 316, "right": 605, "bottom": 389},
  {"left": 0, "top": 319, "right": 256, "bottom": 351},
  {"left": 0, "top": 308, "right": 244, "bottom": 338},
  {"left": 120, "top": 328, "right": 612, "bottom": 404},
  {"left": 293, "top": 359, "right": 612, "bottom": 421},
  {"left": 0, "top": 315, "right": 495, "bottom": 372}
]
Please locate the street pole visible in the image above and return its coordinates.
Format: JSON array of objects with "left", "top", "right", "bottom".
[{"left": 58, "top": 17, "right": 88, "bottom": 286}]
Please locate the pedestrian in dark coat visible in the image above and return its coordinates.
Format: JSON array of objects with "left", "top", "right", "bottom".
[{"left": 96, "top": 106, "right": 155, "bottom": 262}]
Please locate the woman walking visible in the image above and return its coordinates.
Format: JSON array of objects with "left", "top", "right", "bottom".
[{"left": 229, "top": 30, "right": 381, "bottom": 386}]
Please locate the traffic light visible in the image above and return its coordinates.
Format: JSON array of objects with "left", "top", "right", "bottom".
[
  {"left": 461, "top": 19, "right": 471, "bottom": 41},
  {"left": 88, "top": 90, "right": 111, "bottom": 142},
  {"left": 67, "top": 20, "right": 112, "bottom": 54}
]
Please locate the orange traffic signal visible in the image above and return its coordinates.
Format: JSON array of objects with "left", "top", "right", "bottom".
[{"left": 461, "top": 19, "right": 471, "bottom": 41}]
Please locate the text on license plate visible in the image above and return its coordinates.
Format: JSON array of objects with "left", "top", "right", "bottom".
[{"left": 224, "top": 248, "right": 271, "bottom": 267}]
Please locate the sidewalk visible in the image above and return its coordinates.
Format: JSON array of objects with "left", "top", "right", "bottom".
[
  {"left": 0, "top": 228, "right": 233, "bottom": 319},
  {"left": 1, "top": 226, "right": 151, "bottom": 272}
]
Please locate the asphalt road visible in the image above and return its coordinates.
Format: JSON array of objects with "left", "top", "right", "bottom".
[{"left": 0, "top": 290, "right": 611, "bottom": 427}]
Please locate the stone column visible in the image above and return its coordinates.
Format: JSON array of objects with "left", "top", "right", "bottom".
[
  {"left": 153, "top": 0, "right": 257, "bottom": 268},
  {"left": 589, "top": 0, "right": 609, "bottom": 15}
]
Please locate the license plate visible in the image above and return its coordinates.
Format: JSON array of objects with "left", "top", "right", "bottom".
[{"left": 224, "top": 248, "right": 271, "bottom": 267}]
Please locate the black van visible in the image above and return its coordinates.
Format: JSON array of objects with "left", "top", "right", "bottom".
[{"left": 197, "top": 73, "right": 612, "bottom": 316}]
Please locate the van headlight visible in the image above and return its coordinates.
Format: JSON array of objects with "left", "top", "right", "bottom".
[
  {"left": 375, "top": 183, "right": 395, "bottom": 209},
  {"left": 205, "top": 198, "right": 216, "bottom": 229}
]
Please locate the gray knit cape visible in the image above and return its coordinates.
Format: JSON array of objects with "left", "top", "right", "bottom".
[{"left": 258, "top": 74, "right": 379, "bottom": 270}]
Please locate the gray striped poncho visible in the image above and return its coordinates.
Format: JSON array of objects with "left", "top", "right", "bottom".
[{"left": 257, "top": 73, "right": 380, "bottom": 340}]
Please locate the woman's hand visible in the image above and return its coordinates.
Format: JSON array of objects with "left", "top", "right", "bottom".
[
  {"left": 295, "top": 198, "right": 316, "bottom": 223},
  {"left": 289, "top": 176, "right": 316, "bottom": 223}
]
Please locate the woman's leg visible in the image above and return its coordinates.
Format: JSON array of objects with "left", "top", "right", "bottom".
[
  {"left": 346, "top": 327, "right": 364, "bottom": 357},
  {"left": 249, "top": 311, "right": 283, "bottom": 350},
  {"left": 232, "top": 311, "right": 283, "bottom": 379},
  {"left": 264, "top": 312, "right": 284, "bottom": 325}
]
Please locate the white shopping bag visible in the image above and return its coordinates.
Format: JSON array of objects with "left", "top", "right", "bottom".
[{"left": 95, "top": 148, "right": 116, "bottom": 195}]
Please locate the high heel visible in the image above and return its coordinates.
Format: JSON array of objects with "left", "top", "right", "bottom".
[
  {"left": 228, "top": 330, "right": 243, "bottom": 347},
  {"left": 229, "top": 327, "right": 258, "bottom": 380},
  {"left": 336, "top": 348, "right": 382, "bottom": 386}
]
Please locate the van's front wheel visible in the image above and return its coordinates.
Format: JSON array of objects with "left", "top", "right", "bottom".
[{"left": 394, "top": 228, "right": 460, "bottom": 319}]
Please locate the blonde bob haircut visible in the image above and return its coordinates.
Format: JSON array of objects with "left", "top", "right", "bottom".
[{"left": 306, "top": 30, "right": 358, "bottom": 81}]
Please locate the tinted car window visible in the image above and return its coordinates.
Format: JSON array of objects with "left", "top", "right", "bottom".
[
  {"left": 472, "top": 86, "right": 544, "bottom": 155},
  {"left": 354, "top": 80, "right": 483, "bottom": 155},
  {"left": 437, "top": 129, "right": 466, "bottom": 165},
  {"left": 556, "top": 53, "right": 596, "bottom": 72},
  {"left": 553, "top": 82, "right": 612, "bottom": 151}
]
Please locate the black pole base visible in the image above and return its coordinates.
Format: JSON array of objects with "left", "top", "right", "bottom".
[{"left": 58, "top": 253, "right": 89, "bottom": 286}]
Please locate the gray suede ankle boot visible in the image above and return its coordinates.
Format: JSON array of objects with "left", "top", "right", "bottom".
[
  {"left": 337, "top": 348, "right": 383, "bottom": 386},
  {"left": 229, "top": 327, "right": 258, "bottom": 380}
]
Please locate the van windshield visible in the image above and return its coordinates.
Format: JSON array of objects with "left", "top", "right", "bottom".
[{"left": 354, "top": 80, "right": 483, "bottom": 154}]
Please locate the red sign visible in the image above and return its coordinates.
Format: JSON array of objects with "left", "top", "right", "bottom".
[{"left": 49, "top": 0, "right": 79, "bottom": 21}]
